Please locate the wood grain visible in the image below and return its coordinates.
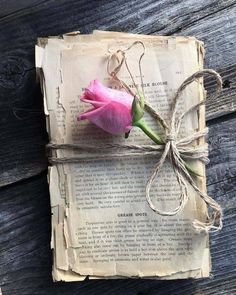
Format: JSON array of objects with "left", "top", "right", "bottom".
[{"left": 0, "top": 0, "right": 235, "bottom": 294}]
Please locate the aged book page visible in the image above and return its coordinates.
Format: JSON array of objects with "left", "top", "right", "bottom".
[{"left": 36, "top": 31, "right": 210, "bottom": 281}]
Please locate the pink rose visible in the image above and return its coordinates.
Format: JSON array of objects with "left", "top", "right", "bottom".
[{"left": 77, "top": 80, "right": 134, "bottom": 135}]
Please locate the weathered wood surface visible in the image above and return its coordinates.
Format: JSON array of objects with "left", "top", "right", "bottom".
[{"left": 0, "top": 0, "right": 235, "bottom": 294}]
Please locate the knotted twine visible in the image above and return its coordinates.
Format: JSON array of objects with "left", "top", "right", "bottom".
[
  {"left": 144, "top": 69, "right": 223, "bottom": 233},
  {"left": 48, "top": 42, "right": 223, "bottom": 233}
]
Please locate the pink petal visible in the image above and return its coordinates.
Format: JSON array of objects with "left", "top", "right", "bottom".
[
  {"left": 81, "top": 80, "right": 109, "bottom": 103},
  {"left": 82, "top": 80, "right": 134, "bottom": 107},
  {"left": 81, "top": 97, "right": 107, "bottom": 108},
  {"left": 77, "top": 107, "right": 102, "bottom": 121},
  {"left": 78, "top": 101, "right": 132, "bottom": 135}
]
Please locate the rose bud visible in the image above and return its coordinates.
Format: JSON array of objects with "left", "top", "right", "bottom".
[{"left": 78, "top": 80, "right": 134, "bottom": 135}]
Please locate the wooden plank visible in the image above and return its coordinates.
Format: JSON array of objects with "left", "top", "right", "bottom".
[
  {"left": 0, "top": 174, "right": 52, "bottom": 295},
  {"left": 0, "top": 0, "right": 46, "bottom": 18},
  {"left": 0, "top": 115, "right": 235, "bottom": 295},
  {"left": 0, "top": 47, "right": 47, "bottom": 187},
  {"left": 0, "top": 79, "right": 48, "bottom": 187},
  {"left": 177, "top": 5, "right": 236, "bottom": 120},
  {"left": 207, "top": 113, "right": 236, "bottom": 185}
]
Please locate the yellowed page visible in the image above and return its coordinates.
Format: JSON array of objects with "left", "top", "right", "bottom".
[{"left": 36, "top": 31, "right": 209, "bottom": 281}]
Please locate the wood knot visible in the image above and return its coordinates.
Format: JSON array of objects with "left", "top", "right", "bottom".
[{"left": 0, "top": 56, "right": 26, "bottom": 89}]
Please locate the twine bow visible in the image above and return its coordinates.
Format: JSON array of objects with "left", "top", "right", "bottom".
[{"left": 144, "top": 70, "right": 223, "bottom": 232}]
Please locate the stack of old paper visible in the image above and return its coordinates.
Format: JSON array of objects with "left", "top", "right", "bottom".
[{"left": 36, "top": 30, "right": 210, "bottom": 281}]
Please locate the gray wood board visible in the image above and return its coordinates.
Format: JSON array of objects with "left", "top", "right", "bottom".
[{"left": 0, "top": 0, "right": 235, "bottom": 294}]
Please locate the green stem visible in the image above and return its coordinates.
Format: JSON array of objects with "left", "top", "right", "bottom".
[{"left": 135, "top": 119, "right": 165, "bottom": 145}]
